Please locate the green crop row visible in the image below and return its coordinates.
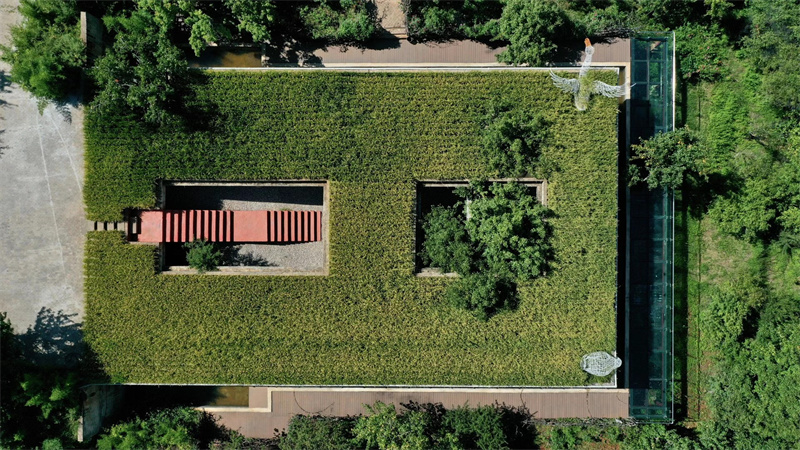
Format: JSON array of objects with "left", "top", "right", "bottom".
[{"left": 84, "top": 71, "right": 619, "bottom": 385}]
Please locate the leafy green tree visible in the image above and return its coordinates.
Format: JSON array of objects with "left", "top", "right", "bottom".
[
  {"left": 0, "top": 314, "right": 81, "bottom": 449},
  {"left": 466, "top": 182, "right": 551, "bottom": 281},
  {"left": 675, "top": 23, "right": 730, "bottom": 82},
  {"left": 419, "top": 181, "right": 550, "bottom": 319},
  {"left": 628, "top": 127, "right": 704, "bottom": 190},
  {"left": 97, "top": 408, "right": 208, "bottom": 450},
  {"left": 300, "top": 0, "right": 379, "bottom": 44},
  {"left": 352, "top": 402, "right": 432, "bottom": 450},
  {"left": 441, "top": 404, "right": 507, "bottom": 449},
  {"left": 0, "top": 0, "right": 85, "bottom": 102},
  {"left": 496, "top": 0, "right": 578, "bottom": 66},
  {"left": 481, "top": 103, "right": 549, "bottom": 177},
  {"left": 279, "top": 416, "right": 356, "bottom": 450},
  {"left": 224, "top": 0, "right": 275, "bottom": 42},
  {"left": 421, "top": 205, "right": 474, "bottom": 275},
  {"left": 136, "top": 0, "right": 229, "bottom": 56},
  {"left": 183, "top": 239, "right": 223, "bottom": 273},
  {"left": 447, "top": 273, "right": 518, "bottom": 321},
  {"left": 707, "top": 296, "right": 800, "bottom": 447},
  {"left": 90, "top": 9, "right": 190, "bottom": 125},
  {"left": 405, "top": 0, "right": 502, "bottom": 42}
]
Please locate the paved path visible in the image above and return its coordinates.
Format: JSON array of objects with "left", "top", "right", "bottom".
[
  {"left": 0, "top": 0, "right": 86, "bottom": 331},
  {"left": 203, "top": 387, "right": 630, "bottom": 439},
  {"left": 376, "top": 0, "right": 407, "bottom": 38},
  {"left": 197, "top": 38, "right": 629, "bottom": 69}
]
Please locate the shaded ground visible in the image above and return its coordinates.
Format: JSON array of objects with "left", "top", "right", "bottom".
[{"left": 0, "top": 0, "right": 86, "bottom": 330}]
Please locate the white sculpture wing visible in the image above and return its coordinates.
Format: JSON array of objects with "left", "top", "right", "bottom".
[
  {"left": 592, "top": 81, "right": 628, "bottom": 98},
  {"left": 550, "top": 70, "right": 580, "bottom": 94}
]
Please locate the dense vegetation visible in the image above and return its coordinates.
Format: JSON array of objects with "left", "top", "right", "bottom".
[
  {"left": 84, "top": 71, "right": 619, "bottom": 385},
  {"left": 184, "top": 239, "right": 223, "bottom": 273},
  {"left": 0, "top": 314, "right": 82, "bottom": 449},
  {"left": 0, "top": 0, "right": 84, "bottom": 103},
  {"left": 276, "top": 402, "right": 699, "bottom": 450},
  {"left": 96, "top": 407, "right": 254, "bottom": 449},
  {"left": 421, "top": 182, "right": 551, "bottom": 319}
]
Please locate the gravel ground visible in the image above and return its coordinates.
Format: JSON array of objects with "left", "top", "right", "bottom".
[{"left": 164, "top": 184, "right": 325, "bottom": 272}]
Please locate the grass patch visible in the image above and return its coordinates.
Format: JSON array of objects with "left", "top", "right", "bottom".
[{"left": 84, "top": 71, "right": 619, "bottom": 385}]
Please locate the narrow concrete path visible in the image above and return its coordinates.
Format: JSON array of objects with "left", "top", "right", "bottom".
[{"left": 204, "top": 387, "right": 629, "bottom": 439}]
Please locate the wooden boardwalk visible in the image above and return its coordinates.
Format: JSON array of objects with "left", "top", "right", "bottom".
[
  {"left": 204, "top": 387, "right": 629, "bottom": 439},
  {"left": 193, "top": 38, "right": 630, "bottom": 68}
]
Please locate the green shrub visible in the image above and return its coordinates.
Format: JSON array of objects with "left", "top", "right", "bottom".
[
  {"left": 0, "top": 0, "right": 84, "bottom": 102},
  {"left": 353, "top": 402, "right": 432, "bottom": 450},
  {"left": 421, "top": 205, "right": 474, "bottom": 275},
  {"left": 496, "top": 0, "right": 579, "bottom": 66},
  {"left": 481, "top": 102, "right": 550, "bottom": 177},
  {"left": 441, "top": 405, "right": 507, "bottom": 450},
  {"left": 96, "top": 408, "right": 229, "bottom": 450},
  {"left": 447, "top": 273, "right": 518, "bottom": 321},
  {"left": 628, "top": 127, "right": 703, "bottom": 190},
  {"left": 279, "top": 416, "right": 356, "bottom": 450},
  {"left": 301, "top": 0, "right": 378, "bottom": 44},
  {"left": 183, "top": 239, "right": 222, "bottom": 273},
  {"left": 466, "top": 182, "right": 551, "bottom": 281}
]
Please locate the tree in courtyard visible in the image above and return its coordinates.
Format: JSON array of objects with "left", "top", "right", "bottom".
[
  {"left": 465, "top": 181, "right": 552, "bottom": 281},
  {"left": 0, "top": 0, "right": 85, "bottom": 102},
  {"left": 421, "top": 205, "right": 474, "bottom": 276},
  {"left": 183, "top": 239, "right": 223, "bottom": 273},
  {"left": 420, "top": 181, "right": 551, "bottom": 320}
]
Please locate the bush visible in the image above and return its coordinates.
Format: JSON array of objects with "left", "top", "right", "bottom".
[
  {"left": 481, "top": 102, "right": 550, "bottom": 177},
  {"left": 96, "top": 408, "right": 235, "bottom": 450},
  {"left": 448, "top": 273, "right": 518, "bottom": 321},
  {"left": 300, "top": 0, "right": 378, "bottom": 44},
  {"left": 183, "top": 239, "right": 222, "bottom": 273},
  {"left": 496, "top": 0, "right": 578, "bottom": 66},
  {"left": 675, "top": 23, "right": 730, "bottom": 83},
  {"left": 279, "top": 416, "right": 356, "bottom": 450},
  {"left": 628, "top": 127, "right": 703, "bottom": 190},
  {"left": 0, "top": 0, "right": 84, "bottom": 102},
  {"left": 421, "top": 205, "right": 474, "bottom": 275},
  {"left": 90, "top": 9, "right": 190, "bottom": 125}
]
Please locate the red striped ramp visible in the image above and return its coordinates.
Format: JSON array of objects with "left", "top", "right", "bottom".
[{"left": 136, "top": 210, "right": 322, "bottom": 244}]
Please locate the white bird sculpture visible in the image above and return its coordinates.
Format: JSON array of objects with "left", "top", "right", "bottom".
[{"left": 550, "top": 38, "right": 628, "bottom": 111}]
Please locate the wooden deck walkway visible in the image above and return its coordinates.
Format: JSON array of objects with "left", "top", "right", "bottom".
[
  {"left": 192, "top": 38, "right": 630, "bottom": 68},
  {"left": 203, "top": 387, "right": 629, "bottom": 439}
]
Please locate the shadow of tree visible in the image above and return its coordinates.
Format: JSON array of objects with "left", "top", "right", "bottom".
[
  {"left": 17, "top": 307, "right": 85, "bottom": 369},
  {"left": 223, "top": 245, "right": 276, "bottom": 267},
  {"left": 0, "top": 70, "right": 11, "bottom": 109}
]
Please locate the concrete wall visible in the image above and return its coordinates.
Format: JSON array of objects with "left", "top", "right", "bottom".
[
  {"left": 80, "top": 11, "right": 104, "bottom": 61},
  {"left": 78, "top": 384, "right": 125, "bottom": 442}
]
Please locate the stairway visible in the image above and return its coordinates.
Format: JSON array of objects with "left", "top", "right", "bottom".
[{"left": 131, "top": 210, "right": 323, "bottom": 244}]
